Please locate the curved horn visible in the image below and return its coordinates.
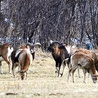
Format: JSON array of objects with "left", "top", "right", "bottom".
[{"left": 33, "top": 42, "right": 41, "bottom": 47}]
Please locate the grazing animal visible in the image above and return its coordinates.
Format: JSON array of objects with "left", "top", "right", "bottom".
[
  {"left": 67, "top": 51, "right": 97, "bottom": 83},
  {"left": 75, "top": 48, "right": 98, "bottom": 72},
  {"left": 66, "top": 47, "right": 98, "bottom": 78},
  {"left": 0, "top": 43, "right": 13, "bottom": 73},
  {"left": 65, "top": 44, "right": 81, "bottom": 77},
  {"left": 48, "top": 41, "right": 70, "bottom": 77},
  {"left": 11, "top": 45, "right": 33, "bottom": 80}
]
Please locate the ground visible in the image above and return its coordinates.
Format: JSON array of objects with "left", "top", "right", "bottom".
[{"left": 0, "top": 50, "right": 98, "bottom": 98}]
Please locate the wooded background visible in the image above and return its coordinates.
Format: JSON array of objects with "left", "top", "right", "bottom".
[{"left": 0, "top": 0, "right": 98, "bottom": 50}]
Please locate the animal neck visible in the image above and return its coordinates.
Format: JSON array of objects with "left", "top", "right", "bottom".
[
  {"left": 92, "top": 67, "right": 96, "bottom": 75},
  {"left": 90, "top": 65, "right": 96, "bottom": 75}
]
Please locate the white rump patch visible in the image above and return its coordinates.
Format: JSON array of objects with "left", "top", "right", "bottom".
[
  {"left": 24, "top": 48, "right": 33, "bottom": 64},
  {"left": 15, "top": 49, "right": 23, "bottom": 57},
  {"left": 7, "top": 47, "right": 14, "bottom": 57}
]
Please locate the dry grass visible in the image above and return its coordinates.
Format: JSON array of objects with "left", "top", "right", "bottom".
[{"left": 0, "top": 49, "right": 98, "bottom": 98}]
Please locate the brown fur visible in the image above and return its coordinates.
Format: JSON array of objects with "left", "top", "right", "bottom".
[
  {"left": 0, "top": 43, "right": 13, "bottom": 73},
  {"left": 11, "top": 47, "right": 32, "bottom": 80},
  {"left": 48, "top": 42, "right": 70, "bottom": 77},
  {"left": 67, "top": 51, "right": 97, "bottom": 83},
  {"left": 19, "top": 49, "right": 32, "bottom": 80},
  {"left": 20, "top": 44, "right": 35, "bottom": 60},
  {"left": 75, "top": 48, "right": 98, "bottom": 71}
]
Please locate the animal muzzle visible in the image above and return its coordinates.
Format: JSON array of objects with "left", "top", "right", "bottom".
[
  {"left": 20, "top": 72, "right": 25, "bottom": 80},
  {"left": 19, "top": 70, "right": 26, "bottom": 80},
  {"left": 92, "top": 74, "right": 98, "bottom": 83}
]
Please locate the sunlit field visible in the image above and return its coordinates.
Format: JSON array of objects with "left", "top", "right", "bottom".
[{"left": 0, "top": 49, "right": 98, "bottom": 98}]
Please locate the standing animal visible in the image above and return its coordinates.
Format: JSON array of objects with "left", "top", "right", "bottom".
[
  {"left": 75, "top": 48, "right": 98, "bottom": 75},
  {"left": 67, "top": 51, "right": 98, "bottom": 83},
  {"left": 0, "top": 43, "right": 13, "bottom": 73},
  {"left": 48, "top": 41, "right": 70, "bottom": 77},
  {"left": 66, "top": 46, "right": 98, "bottom": 78},
  {"left": 65, "top": 44, "right": 81, "bottom": 77},
  {"left": 11, "top": 44, "right": 33, "bottom": 80}
]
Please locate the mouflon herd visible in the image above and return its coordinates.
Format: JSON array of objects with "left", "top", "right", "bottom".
[{"left": 0, "top": 42, "right": 98, "bottom": 83}]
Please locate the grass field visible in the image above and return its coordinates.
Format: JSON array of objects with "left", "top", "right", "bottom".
[{"left": 0, "top": 50, "right": 98, "bottom": 98}]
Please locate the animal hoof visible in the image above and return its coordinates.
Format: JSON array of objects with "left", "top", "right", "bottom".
[
  {"left": 60, "top": 74, "right": 63, "bottom": 77},
  {"left": 9, "top": 72, "right": 11, "bottom": 74},
  {"left": 55, "top": 71, "right": 58, "bottom": 73}
]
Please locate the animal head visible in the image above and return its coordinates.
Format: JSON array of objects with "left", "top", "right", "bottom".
[{"left": 48, "top": 41, "right": 61, "bottom": 52}]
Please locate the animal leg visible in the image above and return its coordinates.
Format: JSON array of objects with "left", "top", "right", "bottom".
[
  {"left": 61, "top": 61, "right": 66, "bottom": 77},
  {"left": 83, "top": 69, "right": 87, "bottom": 83},
  {"left": 71, "top": 66, "right": 77, "bottom": 83},
  {"left": 57, "top": 63, "right": 62, "bottom": 77},
  {"left": 12, "top": 66, "right": 15, "bottom": 77},
  {"left": 67, "top": 68, "right": 72, "bottom": 82},
  {"left": 2, "top": 56, "right": 11, "bottom": 73},
  {"left": 55, "top": 67, "right": 59, "bottom": 73},
  {"left": 72, "top": 69, "right": 76, "bottom": 83},
  {"left": 78, "top": 68, "right": 81, "bottom": 78},
  {"left": 12, "top": 63, "right": 16, "bottom": 78},
  {"left": 0, "top": 61, "right": 3, "bottom": 74},
  {"left": 55, "top": 62, "right": 59, "bottom": 73},
  {"left": 8, "top": 64, "right": 11, "bottom": 74},
  {"left": 25, "top": 72, "right": 28, "bottom": 80},
  {"left": 57, "top": 67, "right": 60, "bottom": 77}
]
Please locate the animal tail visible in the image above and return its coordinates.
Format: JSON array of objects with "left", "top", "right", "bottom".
[
  {"left": 21, "top": 53, "right": 30, "bottom": 73},
  {"left": 20, "top": 53, "right": 31, "bottom": 80}
]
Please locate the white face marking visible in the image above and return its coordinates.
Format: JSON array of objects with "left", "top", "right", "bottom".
[
  {"left": 66, "top": 45, "right": 71, "bottom": 54},
  {"left": 71, "top": 45, "right": 78, "bottom": 54}
]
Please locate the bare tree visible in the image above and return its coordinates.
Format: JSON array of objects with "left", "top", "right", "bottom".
[{"left": 1, "top": 0, "right": 98, "bottom": 50}]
